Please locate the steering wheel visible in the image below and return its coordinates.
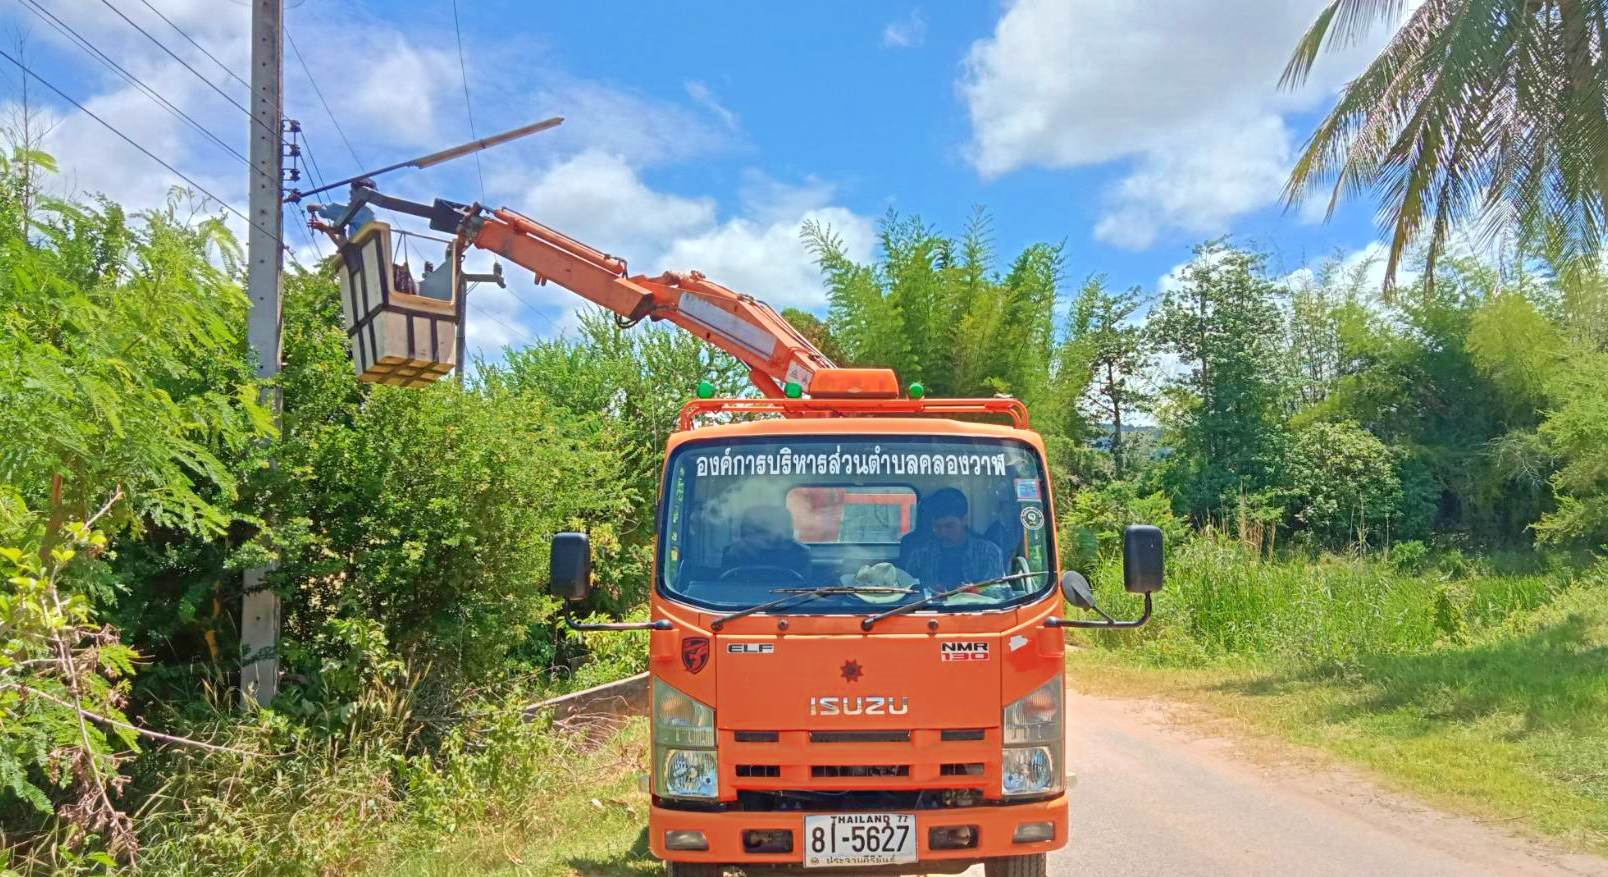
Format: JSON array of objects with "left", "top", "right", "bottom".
[{"left": 719, "top": 565, "right": 806, "bottom": 583}]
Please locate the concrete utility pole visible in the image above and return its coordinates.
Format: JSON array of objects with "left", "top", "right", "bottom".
[{"left": 241, "top": 0, "right": 283, "bottom": 708}]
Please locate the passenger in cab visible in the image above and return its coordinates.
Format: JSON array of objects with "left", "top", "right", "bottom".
[
  {"left": 896, "top": 498, "right": 934, "bottom": 569},
  {"left": 722, "top": 505, "right": 812, "bottom": 581},
  {"left": 903, "top": 488, "right": 1004, "bottom": 588}
]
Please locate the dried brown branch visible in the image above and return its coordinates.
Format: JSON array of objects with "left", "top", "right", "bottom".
[{"left": 9, "top": 684, "right": 269, "bottom": 758}]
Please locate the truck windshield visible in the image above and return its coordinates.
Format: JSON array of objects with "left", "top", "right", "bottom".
[{"left": 658, "top": 435, "right": 1055, "bottom": 614}]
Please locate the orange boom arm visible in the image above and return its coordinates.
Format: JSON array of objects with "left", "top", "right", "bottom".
[{"left": 467, "top": 207, "right": 836, "bottom": 398}]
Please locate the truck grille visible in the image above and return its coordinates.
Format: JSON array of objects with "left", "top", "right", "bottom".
[
  {"left": 809, "top": 730, "right": 911, "bottom": 743},
  {"left": 723, "top": 727, "right": 998, "bottom": 794},
  {"left": 940, "top": 728, "right": 986, "bottom": 741},
  {"left": 734, "top": 788, "right": 985, "bottom": 812},
  {"left": 811, "top": 764, "right": 910, "bottom": 779}
]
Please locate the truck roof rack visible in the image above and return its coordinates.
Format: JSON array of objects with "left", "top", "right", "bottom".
[{"left": 677, "top": 397, "right": 1031, "bottom": 431}]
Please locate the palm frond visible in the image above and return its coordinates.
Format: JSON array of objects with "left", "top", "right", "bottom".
[
  {"left": 1287, "top": 0, "right": 1608, "bottom": 288},
  {"left": 1282, "top": 0, "right": 1413, "bottom": 88}
]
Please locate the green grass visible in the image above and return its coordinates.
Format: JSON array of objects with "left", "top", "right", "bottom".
[
  {"left": 371, "top": 719, "right": 657, "bottom": 877},
  {"left": 1072, "top": 542, "right": 1608, "bottom": 854},
  {"left": 130, "top": 686, "right": 660, "bottom": 877}
]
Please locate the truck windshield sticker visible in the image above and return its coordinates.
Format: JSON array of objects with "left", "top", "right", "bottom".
[
  {"left": 1020, "top": 505, "right": 1045, "bottom": 531},
  {"left": 1015, "top": 478, "right": 1041, "bottom": 502},
  {"left": 693, "top": 446, "right": 1007, "bottom": 479}
]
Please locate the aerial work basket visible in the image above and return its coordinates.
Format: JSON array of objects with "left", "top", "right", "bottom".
[{"left": 337, "top": 221, "right": 462, "bottom": 386}]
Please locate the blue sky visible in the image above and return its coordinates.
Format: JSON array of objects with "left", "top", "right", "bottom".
[{"left": 0, "top": 0, "right": 1403, "bottom": 357}]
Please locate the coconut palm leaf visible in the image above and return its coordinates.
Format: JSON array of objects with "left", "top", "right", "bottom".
[{"left": 1284, "top": 0, "right": 1608, "bottom": 289}]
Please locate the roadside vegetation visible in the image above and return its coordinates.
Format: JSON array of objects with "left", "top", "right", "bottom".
[{"left": 1071, "top": 538, "right": 1608, "bottom": 852}]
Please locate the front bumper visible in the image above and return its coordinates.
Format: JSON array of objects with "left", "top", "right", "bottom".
[{"left": 649, "top": 794, "right": 1067, "bottom": 865}]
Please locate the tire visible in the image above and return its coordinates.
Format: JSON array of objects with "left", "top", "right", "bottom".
[
  {"left": 984, "top": 853, "right": 1047, "bottom": 877},
  {"left": 665, "top": 862, "right": 722, "bottom": 877}
]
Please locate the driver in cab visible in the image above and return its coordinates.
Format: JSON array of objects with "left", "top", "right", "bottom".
[
  {"left": 903, "top": 488, "right": 1005, "bottom": 588},
  {"left": 722, "top": 505, "right": 812, "bottom": 581}
]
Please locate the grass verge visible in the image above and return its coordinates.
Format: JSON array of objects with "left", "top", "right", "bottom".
[
  {"left": 369, "top": 719, "right": 656, "bottom": 877},
  {"left": 1069, "top": 582, "right": 1608, "bottom": 855}
]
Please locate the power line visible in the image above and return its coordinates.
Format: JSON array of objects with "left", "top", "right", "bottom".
[
  {"left": 123, "top": 0, "right": 344, "bottom": 206},
  {"left": 13, "top": 0, "right": 250, "bottom": 167},
  {"left": 448, "top": 0, "right": 486, "bottom": 204},
  {"left": 284, "top": 28, "right": 364, "bottom": 171},
  {"left": 133, "top": 0, "right": 251, "bottom": 93},
  {"left": 495, "top": 283, "right": 561, "bottom": 337},
  {"left": 283, "top": 125, "right": 326, "bottom": 260},
  {"left": 291, "top": 209, "right": 323, "bottom": 260},
  {"left": 445, "top": 5, "right": 553, "bottom": 341},
  {"left": 0, "top": 45, "right": 302, "bottom": 267},
  {"left": 95, "top": 0, "right": 276, "bottom": 140},
  {"left": 469, "top": 300, "right": 539, "bottom": 347},
  {"left": 299, "top": 129, "right": 330, "bottom": 192}
]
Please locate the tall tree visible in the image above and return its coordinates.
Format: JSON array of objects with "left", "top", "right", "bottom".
[
  {"left": 1068, "top": 276, "right": 1151, "bottom": 477},
  {"left": 1283, "top": 0, "right": 1608, "bottom": 285},
  {"left": 1149, "top": 241, "right": 1290, "bottom": 518},
  {"left": 803, "top": 210, "right": 1065, "bottom": 408},
  {"left": 1284, "top": 253, "right": 1378, "bottom": 409}
]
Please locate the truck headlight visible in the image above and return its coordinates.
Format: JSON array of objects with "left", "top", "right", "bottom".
[
  {"left": 1001, "top": 676, "right": 1063, "bottom": 797},
  {"left": 1002, "top": 746, "right": 1057, "bottom": 796},
  {"left": 653, "top": 679, "right": 717, "bottom": 798},
  {"left": 661, "top": 749, "right": 719, "bottom": 798}
]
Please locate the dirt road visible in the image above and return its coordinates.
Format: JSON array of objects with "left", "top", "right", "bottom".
[{"left": 964, "top": 691, "right": 1608, "bottom": 877}]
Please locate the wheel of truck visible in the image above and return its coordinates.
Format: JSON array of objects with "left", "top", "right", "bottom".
[
  {"left": 983, "top": 853, "right": 1047, "bottom": 877},
  {"left": 665, "top": 862, "right": 722, "bottom": 877}
]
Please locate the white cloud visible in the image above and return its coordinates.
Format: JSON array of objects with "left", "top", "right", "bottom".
[
  {"left": 499, "top": 158, "right": 872, "bottom": 320},
  {"left": 338, "top": 40, "right": 461, "bottom": 151},
  {"left": 882, "top": 10, "right": 928, "bottom": 48},
  {"left": 663, "top": 204, "right": 875, "bottom": 312},
  {"left": 684, "top": 81, "right": 739, "bottom": 131},
  {"left": 506, "top": 79, "right": 730, "bottom": 171},
  {"left": 512, "top": 149, "right": 716, "bottom": 263},
  {"left": 1093, "top": 116, "right": 1293, "bottom": 250},
  {"left": 960, "top": 0, "right": 1406, "bottom": 248}
]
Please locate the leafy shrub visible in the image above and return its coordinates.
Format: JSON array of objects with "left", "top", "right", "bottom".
[
  {"left": 1390, "top": 540, "right": 1431, "bottom": 574},
  {"left": 1285, "top": 420, "right": 1403, "bottom": 547},
  {"left": 1058, "top": 479, "right": 1189, "bottom": 571},
  {"left": 0, "top": 155, "right": 269, "bottom": 867}
]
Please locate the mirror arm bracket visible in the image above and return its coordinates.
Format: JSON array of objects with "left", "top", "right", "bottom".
[
  {"left": 564, "top": 616, "right": 673, "bottom": 632},
  {"left": 1045, "top": 592, "right": 1152, "bottom": 629}
]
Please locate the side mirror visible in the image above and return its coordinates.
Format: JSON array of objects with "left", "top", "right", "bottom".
[
  {"left": 1059, "top": 570, "right": 1096, "bottom": 610},
  {"left": 550, "top": 532, "right": 592, "bottom": 602},
  {"left": 1122, "top": 524, "right": 1164, "bottom": 594}
]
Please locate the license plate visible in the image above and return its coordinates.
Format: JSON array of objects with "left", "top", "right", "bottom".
[{"left": 802, "top": 813, "right": 917, "bottom": 868}]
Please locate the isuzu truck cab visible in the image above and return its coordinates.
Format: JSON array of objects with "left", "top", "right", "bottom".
[{"left": 551, "top": 391, "right": 1162, "bottom": 877}]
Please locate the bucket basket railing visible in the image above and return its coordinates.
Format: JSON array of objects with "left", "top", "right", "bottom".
[{"left": 336, "top": 221, "right": 463, "bottom": 386}]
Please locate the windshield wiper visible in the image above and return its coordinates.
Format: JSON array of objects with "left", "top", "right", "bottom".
[
  {"left": 860, "top": 570, "right": 1049, "bottom": 631},
  {"left": 709, "top": 585, "right": 913, "bottom": 631}
]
